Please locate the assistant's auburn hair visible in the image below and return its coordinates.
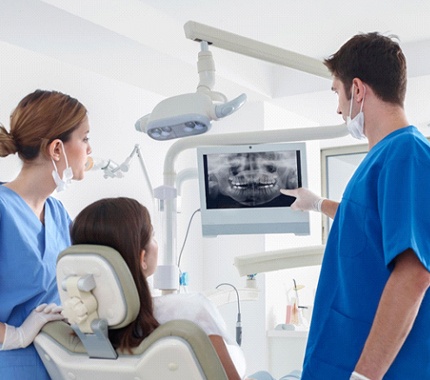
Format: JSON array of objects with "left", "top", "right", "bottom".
[
  {"left": 71, "top": 197, "right": 159, "bottom": 351},
  {"left": 0, "top": 89, "right": 87, "bottom": 160}
]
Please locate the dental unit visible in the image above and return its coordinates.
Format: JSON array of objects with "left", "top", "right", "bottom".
[{"left": 92, "top": 20, "right": 349, "bottom": 293}]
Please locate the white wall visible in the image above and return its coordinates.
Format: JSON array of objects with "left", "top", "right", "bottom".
[
  {"left": 0, "top": 41, "right": 175, "bottom": 218},
  {"left": 261, "top": 103, "right": 323, "bottom": 333},
  {"left": 0, "top": 41, "right": 325, "bottom": 376}
]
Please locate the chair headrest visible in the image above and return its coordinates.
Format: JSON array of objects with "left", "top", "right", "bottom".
[{"left": 57, "top": 244, "right": 140, "bottom": 330}]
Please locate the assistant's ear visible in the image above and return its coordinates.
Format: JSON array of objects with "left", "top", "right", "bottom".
[{"left": 48, "top": 139, "right": 63, "bottom": 161}]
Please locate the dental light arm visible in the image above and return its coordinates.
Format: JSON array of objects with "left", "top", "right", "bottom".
[
  {"left": 86, "top": 144, "right": 154, "bottom": 198},
  {"left": 135, "top": 41, "right": 247, "bottom": 141},
  {"left": 163, "top": 124, "right": 348, "bottom": 183},
  {"left": 175, "top": 168, "right": 198, "bottom": 213},
  {"left": 122, "top": 144, "right": 154, "bottom": 199},
  {"left": 184, "top": 21, "right": 331, "bottom": 79}
]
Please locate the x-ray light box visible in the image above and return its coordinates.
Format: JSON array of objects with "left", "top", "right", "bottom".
[{"left": 197, "top": 142, "right": 310, "bottom": 236}]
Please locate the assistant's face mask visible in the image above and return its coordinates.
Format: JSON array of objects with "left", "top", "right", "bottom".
[
  {"left": 51, "top": 141, "right": 73, "bottom": 192},
  {"left": 346, "top": 84, "right": 366, "bottom": 140}
]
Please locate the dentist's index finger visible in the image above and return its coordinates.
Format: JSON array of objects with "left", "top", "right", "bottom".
[{"left": 280, "top": 188, "right": 297, "bottom": 197}]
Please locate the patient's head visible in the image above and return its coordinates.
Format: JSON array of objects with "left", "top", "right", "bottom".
[{"left": 71, "top": 197, "right": 159, "bottom": 350}]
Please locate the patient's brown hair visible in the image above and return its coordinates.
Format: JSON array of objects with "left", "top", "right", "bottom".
[{"left": 71, "top": 197, "right": 160, "bottom": 351}]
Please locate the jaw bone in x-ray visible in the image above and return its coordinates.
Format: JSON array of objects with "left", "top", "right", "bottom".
[{"left": 206, "top": 151, "right": 298, "bottom": 207}]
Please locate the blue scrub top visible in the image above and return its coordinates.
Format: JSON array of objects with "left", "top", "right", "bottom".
[
  {"left": 302, "top": 126, "right": 430, "bottom": 379},
  {"left": 0, "top": 186, "right": 72, "bottom": 379}
]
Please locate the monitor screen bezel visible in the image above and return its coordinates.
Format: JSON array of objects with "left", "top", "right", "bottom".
[{"left": 196, "top": 142, "right": 310, "bottom": 237}]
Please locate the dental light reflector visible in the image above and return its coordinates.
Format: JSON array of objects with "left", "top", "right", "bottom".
[
  {"left": 135, "top": 92, "right": 246, "bottom": 140},
  {"left": 135, "top": 93, "right": 211, "bottom": 140}
]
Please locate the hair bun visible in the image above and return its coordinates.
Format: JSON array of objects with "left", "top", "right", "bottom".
[{"left": 0, "top": 124, "right": 18, "bottom": 157}]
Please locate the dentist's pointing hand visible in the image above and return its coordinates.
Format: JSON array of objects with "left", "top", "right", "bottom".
[{"left": 280, "top": 188, "right": 325, "bottom": 212}]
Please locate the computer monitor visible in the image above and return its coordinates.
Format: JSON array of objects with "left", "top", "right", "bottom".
[{"left": 196, "top": 142, "right": 310, "bottom": 236}]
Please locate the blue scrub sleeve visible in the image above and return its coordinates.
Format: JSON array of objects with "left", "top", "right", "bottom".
[{"left": 378, "top": 155, "right": 430, "bottom": 270}]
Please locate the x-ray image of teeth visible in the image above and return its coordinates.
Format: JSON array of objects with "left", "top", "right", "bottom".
[{"left": 205, "top": 151, "right": 299, "bottom": 208}]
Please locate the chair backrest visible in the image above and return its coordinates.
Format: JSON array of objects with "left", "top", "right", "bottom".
[{"left": 34, "top": 244, "right": 228, "bottom": 380}]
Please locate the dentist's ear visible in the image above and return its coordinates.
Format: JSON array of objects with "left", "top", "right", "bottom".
[{"left": 352, "top": 78, "right": 366, "bottom": 103}]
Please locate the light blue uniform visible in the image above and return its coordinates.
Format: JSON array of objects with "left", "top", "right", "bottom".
[
  {"left": 302, "top": 126, "right": 430, "bottom": 379},
  {"left": 0, "top": 186, "right": 71, "bottom": 379}
]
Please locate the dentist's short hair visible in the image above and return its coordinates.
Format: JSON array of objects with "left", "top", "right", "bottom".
[{"left": 324, "top": 32, "right": 407, "bottom": 106}]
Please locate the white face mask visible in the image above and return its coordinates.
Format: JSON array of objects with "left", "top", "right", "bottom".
[
  {"left": 51, "top": 141, "right": 73, "bottom": 192},
  {"left": 346, "top": 84, "right": 366, "bottom": 140}
]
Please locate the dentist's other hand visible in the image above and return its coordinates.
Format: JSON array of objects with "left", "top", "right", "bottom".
[
  {"left": 280, "top": 187, "right": 325, "bottom": 212},
  {"left": 1, "top": 303, "right": 63, "bottom": 350}
]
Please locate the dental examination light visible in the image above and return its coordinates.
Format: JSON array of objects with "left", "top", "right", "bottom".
[{"left": 135, "top": 41, "right": 247, "bottom": 141}]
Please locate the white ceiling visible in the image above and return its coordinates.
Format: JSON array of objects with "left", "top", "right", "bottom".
[{"left": 1, "top": 0, "right": 430, "bottom": 132}]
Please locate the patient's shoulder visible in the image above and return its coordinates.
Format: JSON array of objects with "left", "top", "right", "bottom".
[
  {"left": 153, "top": 292, "right": 213, "bottom": 316},
  {"left": 152, "top": 292, "right": 227, "bottom": 336}
]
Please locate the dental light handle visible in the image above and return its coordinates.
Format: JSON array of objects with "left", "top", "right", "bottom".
[{"left": 214, "top": 93, "right": 247, "bottom": 118}]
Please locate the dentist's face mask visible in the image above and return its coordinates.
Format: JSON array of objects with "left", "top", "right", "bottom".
[
  {"left": 51, "top": 141, "right": 73, "bottom": 192},
  {"left": 346, "top": 84, "right": 366, "bottom": 140}
]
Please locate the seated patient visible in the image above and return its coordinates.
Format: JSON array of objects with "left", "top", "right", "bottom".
[
  {"left": 71, "top": 197, "right": 301, "bottom": 380},
  {"left": 70, "top": 197, "right": 246, "bottom": 379}
]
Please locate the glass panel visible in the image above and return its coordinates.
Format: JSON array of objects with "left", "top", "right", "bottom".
[{"left": 321, "top": 144, "right": 368, "bottom": 242}]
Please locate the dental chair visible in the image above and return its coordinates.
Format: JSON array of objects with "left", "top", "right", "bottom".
[{"left": 34, "top": 244, "right": 228, "bottom": 380}]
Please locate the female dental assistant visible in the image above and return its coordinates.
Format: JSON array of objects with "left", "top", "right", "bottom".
[{"left": 0, "top": 90, "right": 92, "bottom": 379}]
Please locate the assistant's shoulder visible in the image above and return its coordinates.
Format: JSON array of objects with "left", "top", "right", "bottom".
[
  {"left": 46, "top": 196, "right": 71, "bottom": 222},
  {"left": 0, "top": 185, "right": 12, "bottom": 208},
  {"left": 47, "top": 195, "right": 67, "bottom": 210}
]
